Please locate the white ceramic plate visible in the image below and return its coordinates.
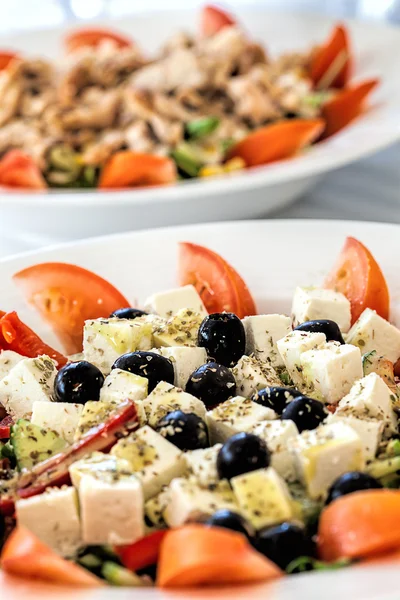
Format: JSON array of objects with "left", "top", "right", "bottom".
[
  {"left": 1, "top": 219, "right": 400, "bottom": 599},
  {"left": 0, "top": 10, "right": 400, "bottom": 248}
]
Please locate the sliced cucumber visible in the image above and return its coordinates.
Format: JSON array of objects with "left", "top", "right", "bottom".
[
  {"left": 186, "top": 116, "right": 220, "bottom": 139},
  {"left": 366, "top": 455, "right": 400, "bottom": 480},
  {"left": 101, "top": 562, "right": 150, "bottom": 587},
  {"left": 10, "top": 419, "right": 67, "bottom": 471},
  {"left": 171, "top": 144, "right": 202, "bottom": 177}
]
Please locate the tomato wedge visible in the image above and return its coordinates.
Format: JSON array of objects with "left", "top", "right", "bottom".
[
  {"left": 1, "top": 526, "right": 104, "bottom": 586},
  {"left": 318, "top": 490, "right": 400, "bottom": 562},
  {"left": 0, "top": 51, "right": 19, "bottom": 71},
  {"left": 228, "top": 119, "right": 325, "bottom": 167},
  {"left": 0, "top": 312, "right": 67, "bottom": 367},
  {"left": 99, "top": 152, "right": 177, "bottom": 189},
  {"left": 13, "top": 263, "right": 129, "bottom": 355},
  {"left": 310, "top": 24, "right": 352, "bottom": 89},
  {"left": 178, "top": 242, "right": 256, "bottom": 318},
  {"left": 321, "top": 78, "right": 379, "bottom": 139},
  {"left": 116, "top": 530, "right": 168, "bottom": 572},
  {"left": 0, "top": 150, "right": 46, "bottom": 190},
  {"left": 157, "top": 525, "right": 282, "bottom": 588},
  {"left": 324, "top": 236, "right": 389, "bottom": 324},
  {"left": 201, "top": 5, "right": 236, "bottom": 38},
  {"left": 65, "top": 27, "right": 133, "bottom": 53}
]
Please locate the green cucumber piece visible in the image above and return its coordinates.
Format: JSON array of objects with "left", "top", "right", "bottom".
[
  {"left": 10, "top": 419, "right": 67, "bottom": 471},
  {"left": 101, "top": 562, "right": 150, "bottom": 587}
]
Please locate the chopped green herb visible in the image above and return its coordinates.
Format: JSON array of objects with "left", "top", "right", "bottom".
[
  {"left": 286, "top": 556, "right": 351, "bottom": 574},
  {"left": 186, "top": 116, "right": 220, "bottom": 139}
]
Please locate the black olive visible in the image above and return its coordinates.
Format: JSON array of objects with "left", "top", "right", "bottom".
[
  {"left": 256, "top": 522, "right": 314, "bottom": 570},
  {"left": 205, "top": 509, "right": 255, "bottom": 540},
  {"left": 217, "top": 432, "right": 270, "bottom": 480},
  {"left": 295, "top": 320, "right": 345, "bottom": 344},
  {"left": 109, "top": 307, "right": 148, "bottom": 319},
  {"left": 252, "top": 387, "right": 303, "bottom": 415},
  {"left": 281, "top": 396, "right": 327, "bottom": 432},
  {"left": 198, "top": 313, "right": 245, "bottom": 367},
  {"left": 186, "top": 362, "right": 236, "bottom": 408},
  {"left": 326, "top": 471, "right": 382, "bottom": 505},
  {"left": 54, "top": 361, "right": 104, "bottom": 404},
  {"left": 155, "top": 410, "right": 209, "bottom": 451},
  {"left": 113, "top": 351, "right": 174, "bottom": 392}
]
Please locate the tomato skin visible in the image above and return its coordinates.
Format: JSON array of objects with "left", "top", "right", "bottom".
[
  {"left": 13, "top": 262, "right": 129, "bottom": 354},
  {"left": 324, "top": 236, "right": 389, "bottom": 324},
  {"left": 116, "top": 530, "right": 168, "bottom": 572},
  {"left": 178, "top": 242, "right": 257, "bottom": 318},
  {"left": 99, "top": 152, "right": 177, "bottom": 189},
  {"left": 228, "top": 119, "right": 325, "bottom": 167},
  {"left": 310, "top": 24, "right": 352, "bottom": 89},
  {"left": 0, "top": 312, "right": 67, "bottom": 367},
  {"left": 0, "top": 150, "right": 46, "bottom": 190},
  {"left": 1, "top": 526, "right": 104, "bottom": 586},
  {"left": 318, "top": 490, "right": 400, "bottom": 562},
  {"left": 65, "top": 27, "right": 132, "bottom": 53},
  {"left": 0, "top": 51, "right": 20, "bottom": 71},
  {"left": 201, "top": 5, "right": 236, "bottom": 38}
]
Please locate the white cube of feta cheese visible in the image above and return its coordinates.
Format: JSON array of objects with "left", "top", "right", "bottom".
[
  {"left": 289, "top": 422, "right": 364, "bottom": 500},
  {"left": 184, "top": 444, "right": 222, "bottom": 488},
  {"left": 346, "top": 308, "right": 400, "bottom": 363},
  {"left": 231, "top": 467, "right": 294, "bottom": 530},
  {"left": 111, "top": 425, "right": 187, "bottom": 499},
  {"left": 100, "top": 369, "right": 148, "bottom": 405},
  {"left": 249, "top": 420, "right": 299, "bottom": 482},
  {"left": 326, "top": 412, "right": 384, "bottom": 462},
  {"left": 277, "top": 330, "right": 326, "bottom": 388},
  {"left": 144, "top": 284, "right": 207, "bottom": 318},
  {"left": 83, "top": 318, "right": 152, "bottom": 374},
  {"left": 0, "top": 355, "right": 56, "bottom": 420},
  {"left": 291, "top": 287, "right": 351, "bottom": 333},
  {"left": 300, "top": 342, "right": 363, "bottom": 404},
  {"left": 158, "top": 346, "right": 207, "bottom": 389},
  {"left": 145, "top": 488, "right": 170, "bottom": 528},
  {"left": 207, "top": 396, "right": 276, "bottom": 444},
  {"left": 69, "top": 451, "right": 133, "bottom": 487},
  {"left": 78, "top": 472, "right": 144, "bottom": 545},
  {"left": 0, "top": 350, "right": 24, "bottom": 381},
  {"left": 164, "top": 478, "right": 237, "bottom": 527},
  {"left": 142, "top": 381, "right": 206, "bottom": 427},
  {"left": 232, "top": 355, "right": 282, "bottom": 398},
  {"left": 16, "top": 486, "right": 81, "bottom": 557},
  {"left": 336, "top": 372, "right": 398, "bottom": 434},
  {"left": 153, "top": 309, "right": 204, "bottom": 348},
  {"left": 31, "top": 401, "right": 83, "bottom": 443},
  {"left": 243, "top": 314, "right": 292, "bottom": 368}
]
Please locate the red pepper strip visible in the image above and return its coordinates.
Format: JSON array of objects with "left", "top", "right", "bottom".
[
  {"left": 0, "top": 426, "right": 10, "bottom": 439},
  {"left": 16, "top": 400, "right": 139, "bottom": 500},
  {"left": 116, "top": 530, "right": 168, "bottom": 572},
  {"left": 310, "top": 24, "right": 352, "bottom": 89},
  {"left": 0, "top": 311, "right": 67, "bottom": 368},
  {"left": 321, "top": 78, "right": 379, "bottom": 139}
]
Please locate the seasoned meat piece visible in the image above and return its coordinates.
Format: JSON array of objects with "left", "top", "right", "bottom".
[
  {"left": 227, "top": 74, "right": 282, "bottom": 125},
  {"left": 60, "top": 88, "right": 121, "bottom": 130},
  {"left": 162, "top": 31, "right": 194, "bottom": 55},
  {"left": 0, "top": 119, "right": 57, "bottom": 169},
  {"left": 82, "top": 129, "right": 127, "bottom": 165}
]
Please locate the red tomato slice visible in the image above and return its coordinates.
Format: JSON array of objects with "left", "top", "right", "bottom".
[
  {"left": 65, "top": 27, "right": 133, "bottom": 53},
  {"left": 0, "top": 150, "right": 46, "bottom": 190},
  {"left": 178, "top": 242, "right": 257, "bottom": 318},
  {"left": 99, "top": 152, "right": 177, "bottom": 189},
  {"left": 0, "top": 51, "right": 20, "bottom": 71},
  {"left": 201, "top": 5, "right": 236, "bottom": 38},
  {"left": 13, "top": 263, "right": 129, "bottom": 355},
  {"left": 116, "top": 530, "right": 168, "bottom": 572},
  {"left": 0, "top": 426, "right": 10, "bottom": 439},
  {"left": 1, "top": 526, "right": 104, "bottom": 586},
  {"left": 310, "top": 24, "right": 352, "bottom": 89},
  {"left": 324, "top": 237, "right": 389, "bottom": 324},
  {"left": 0, "top": 312, "right": 67, "bottom": 367}
]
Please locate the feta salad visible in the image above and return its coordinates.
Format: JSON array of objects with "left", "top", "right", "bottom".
[
  {"left": 1, "top": 237, "right": 400, "bottom": 589},
  {"left": 0, "top": 4, "right": 379, "bottom": 190}
]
